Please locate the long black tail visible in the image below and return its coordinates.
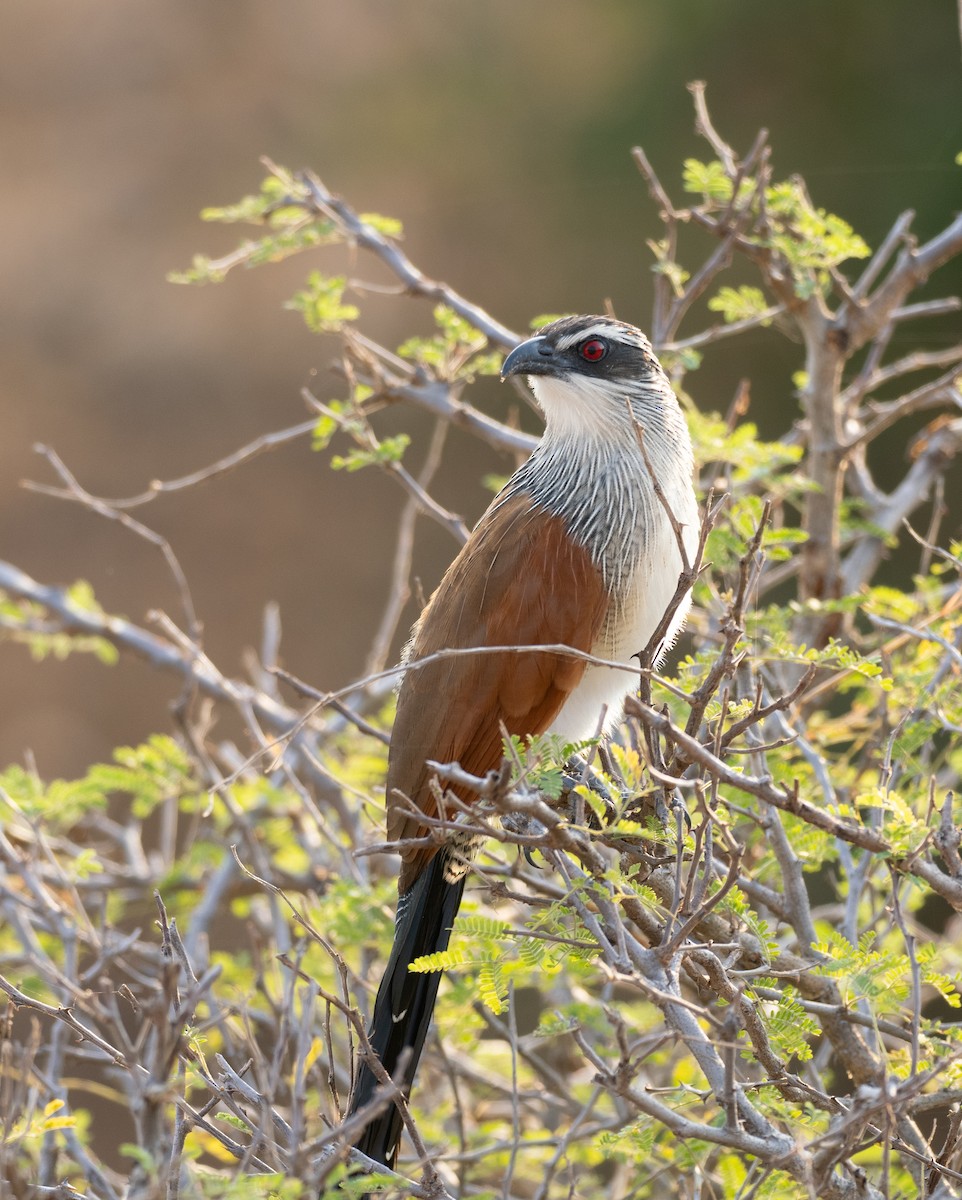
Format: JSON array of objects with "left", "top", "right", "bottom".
[{"left": 349, "top": 850, "right": 466, "bottom": 1169}]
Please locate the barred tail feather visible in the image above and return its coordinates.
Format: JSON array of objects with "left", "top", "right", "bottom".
[{"left": 349, "top": 850, "right": 466, "bottom": 1169}]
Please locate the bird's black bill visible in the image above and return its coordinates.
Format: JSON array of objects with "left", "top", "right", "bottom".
[{"left": 501, "top": 335, "right": 555, "bottom": 380}]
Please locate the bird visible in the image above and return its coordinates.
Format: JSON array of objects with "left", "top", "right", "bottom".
[{"left": 347, "top": 314, "right": 698, "bottom": 1170}]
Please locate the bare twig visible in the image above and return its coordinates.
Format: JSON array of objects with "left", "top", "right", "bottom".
[{"left": 293, "top": 166, "right": 519, "bottom": 349}]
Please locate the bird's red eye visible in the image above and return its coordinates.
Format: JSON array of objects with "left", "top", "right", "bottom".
[{"left": 579, "top": 338, "right": 608, "bottom": 362}]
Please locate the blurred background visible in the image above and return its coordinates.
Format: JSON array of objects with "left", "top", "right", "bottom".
[{"left": 2, "top": 0, "right": 961, "bottom": 779}]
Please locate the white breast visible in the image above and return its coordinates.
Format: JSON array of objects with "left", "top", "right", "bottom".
[
  {"left": 520, "top": 367, "right": 698, "bottom": 741},
  {"left": 547, "top": 471, "right": 698, "bottom": 741}
]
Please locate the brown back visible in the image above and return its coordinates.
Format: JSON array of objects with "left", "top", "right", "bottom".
[{"left": 387, "top": 491, "right": 610, "bottom": 891}]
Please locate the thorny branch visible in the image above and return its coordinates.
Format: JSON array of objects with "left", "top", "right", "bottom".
[{"left": 2, "top": 88, "right": 961, "bottom": 1200}]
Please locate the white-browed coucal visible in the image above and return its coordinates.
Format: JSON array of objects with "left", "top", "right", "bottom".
[{"left": 348, "top": 315, "right": 698, "bottom": 1168}]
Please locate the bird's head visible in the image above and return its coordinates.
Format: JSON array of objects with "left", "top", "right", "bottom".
[{"left": 501, "top": 315, "right": 670, "bottom": 440}]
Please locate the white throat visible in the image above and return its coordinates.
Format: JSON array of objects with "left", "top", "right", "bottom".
[
  {"left": 503, "top": 370, "right": 697, "bottom": 599},
  {"left": 529, "top": 373, "right": 636, "bottom": 443}
]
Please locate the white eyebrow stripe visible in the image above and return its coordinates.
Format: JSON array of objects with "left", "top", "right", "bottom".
[{"left": 554, "top": 324, "right": 651, "bottom": 352}]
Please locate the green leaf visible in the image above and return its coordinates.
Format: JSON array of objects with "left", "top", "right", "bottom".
[
  {"left": 481, "top": 472, "right": 510, "bottom": 494},
  {"left": 596, "top": 1115, "right": 658, "bottom": 1158},
  {"left": 682, "top": 158, "right": 733, "bottom": 203},
  {"left": 707, "top": 285, "right": 772, "bottom": 324},
  {"left": 453, "top": 916, "right": 509, "bottom": 939},
  {"left": 338, "top": 1170, "right": 397, "bottom": 1198},
  {"left": 200, "top": 172, "right": 304, "bottom": 225},
  {"left": 812, "top": 929, "right": 913, "bottom": 1010},
  {"left": 647, "top": 238, "right": 690, "bottom": 296},
  {"left": 121, "top": 1144, "right": 157, "bottom": 1171},
  {"left": 285, "top": 273, "right": 359, "bottom": 333},
  {"left": 503, "top": 732, "right": 597, "bottom": 799},
  {"left": 312, "top": 399, "right": 355, "bottom": 452},
  {"left": 748, "top": 983, "right": 817, "bottom": 1062},
  {"left": 169, "top": 171, "right": 351, "bottom": 285},
  {"left": 358, "top": 212, "right": 404, "bottom": 238},
  {"left": 535, "top": 1012, "right": 579, "bottom": 1038},
  {"left": 0, "top": 581, "right": 119, "bottom": 665},
  {"left": 917, "top": 942, "right": 961, "bottom": 1008},
  {"left": 478, "top": 959, "right": 507, "bottom": 1013},
  {"left": 167, "top": 253, "right": 229, "bottom": 286},
  {"left": 330, "top": 434, "right": 410, "bottom": 472},
  {"left": 761, "top": 525, "right": 809, "bottom": 561},
  {"left": 762, "top": 180, "right": 870, "bottom": 275},
  {"left": 409, "top": 948, "right": 471, "bottom": 973},
  {"left": 397, "top": 304, "right": 494, "bottom": 381},
  {"left": 659, "top": 346, "right": 702, "bottom": 375}
]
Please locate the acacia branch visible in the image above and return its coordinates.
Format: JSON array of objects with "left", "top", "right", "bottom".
[
  {"left": 841, "top": 348, "right": 962, "bottom": 411},
  {"left": 293, "top": 166, "right": 519, "bottom": 349},
  {"left": 304, "top": 389, "right": 469, "bottom": 542},
  {"left": 0, "top": 559, "right": 304, "bottom": 741},
  {"left": 843, "top": 212, "right": 962, "bottom": 351},
  {"left": 370, "top": 370, "right": 537, "bottom": 456},
  {"left": 841, "top": 417, "right": 962, "bottom": 592},
  {"left": 626, "top": 694, "right": 962, "bottom": 911},
  {"left": 23, "top": 419, "right": 319, "bottom": 511}
]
